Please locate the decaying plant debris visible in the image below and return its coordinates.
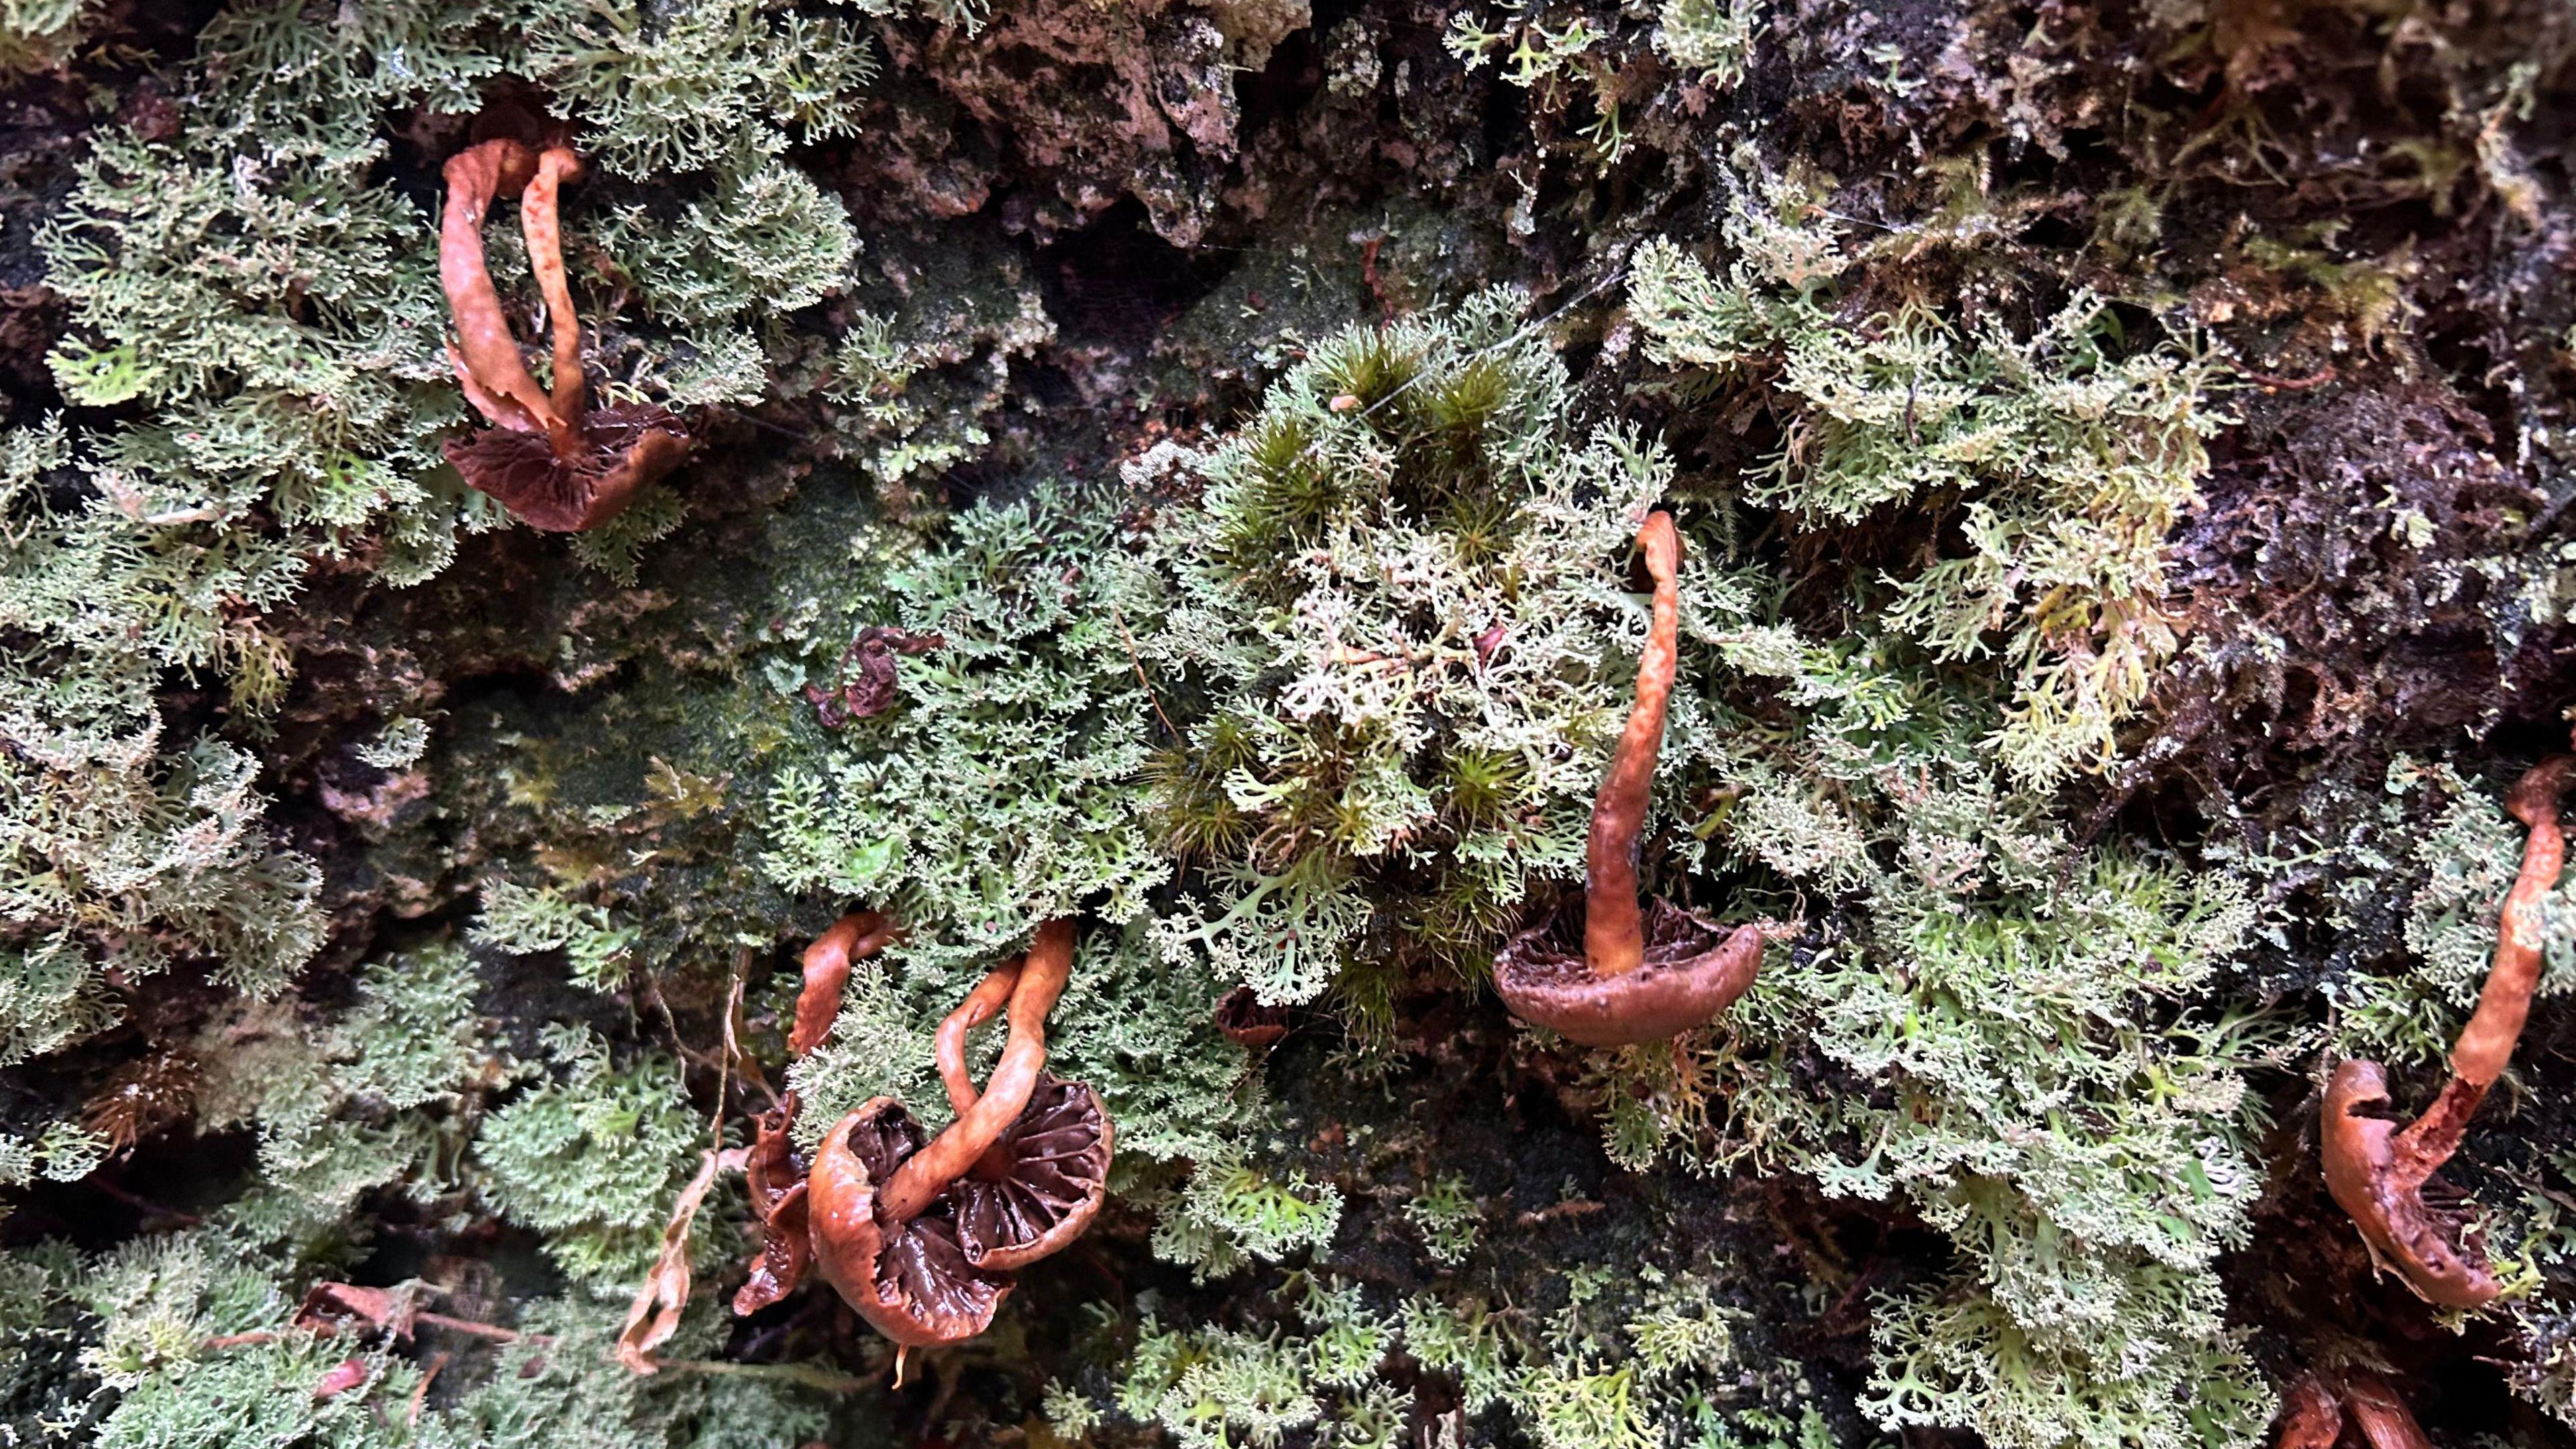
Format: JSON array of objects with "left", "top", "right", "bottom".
[{"left": 7, "top": 2, "right": 2576, "bottom": 1448}]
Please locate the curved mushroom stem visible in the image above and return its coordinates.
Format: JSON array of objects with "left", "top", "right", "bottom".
[
  {"left": 2273, "top": 1377, "right": 2341, "bottom": 1449},
  {"left": 2318, "top": 749, "right": 2576, "bottom": 1309},
  {"left": 519, "top": 145, "right": 588, "bottom": 450},
  {"left": 936, "top": 957, "right": 1024, "bottom": 1117},
  {"left": 788, "top": 911, "right": 898, "bottom": 1059},
  {"left": 2392, "top": 751, "right": 2573, "bottom": 1164},
  {"left": 1583, "top": 512, "right": 1682, "bottom": 979},
  {"left": 877, "top": 920, "right": 1073, "bottom": 1224},
  {"left": 2341, "top": 1375, "right": 2434, "bottom": 1449},
  {"left": 2451, "top": 753, "right": 2573, "bottom": 1087},
  {"left": 439, "top": 140, "right": 557, "bottom": 437}
]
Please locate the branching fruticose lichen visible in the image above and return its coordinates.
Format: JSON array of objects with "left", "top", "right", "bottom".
[{"left": 8, "top": 5, "right": 2569, "bottom": 1449}]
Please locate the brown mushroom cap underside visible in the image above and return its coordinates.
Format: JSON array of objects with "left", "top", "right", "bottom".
[
  {"left": 443, "top": 404, "right": 692, "bottom": 533},
  {"left": 2319, "top": 1059, "right": 2499, "bottom": 1310},
  {"left": 1495, "top": 896, "right": 1762, "bottom": 1048},
  {"left": 953, "top": 1073, "right": 1114, "bottom": 1272},
  {"left": 806, "top": 1100, "right": 1010, "bottom": 1348}
]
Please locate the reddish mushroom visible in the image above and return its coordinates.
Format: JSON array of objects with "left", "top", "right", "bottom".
[
  {"left": 2272, "top": 1373, "right": 2434, "bottom": 1449},
  {"left": 788, "top": 911, "right": 898, "bottom": 1058},
  {"left": 437, "top": 137, "right": 692, "bottom": 532},
  {"left": 2321, "top": 751, "right": 2575, "bottom": 1309},
  {"left": 806, "top": 1095, "right": 1011, "bottom": 1356},
  {"left": 733, "top": 1096, "right": 812, "bottom": 1316},
  {"left": 874, "top": 920, "right": 1073, "bottom": 1224},
  {"left": 801, "top": 920, "right": 1113, "bottom": 1363},
  {"left": 1493, "top": 511, "right": 1762, "bottom": 1046},
  {"left": 950, "top": 1072, "right": 1112, "bottom": 1271},
  {"left": 2341, "top": 1375, "right": 2435, "bottom": 1449},
  {"left": 924, "top": 940, "right": 1112, "bottom": 1271},
  {"left": 1214, "top": 985, "right": 1290, "bottom": 1051},
  {"left": 2273, "top": 1377, "right": 2342, "bottom": 1449}
]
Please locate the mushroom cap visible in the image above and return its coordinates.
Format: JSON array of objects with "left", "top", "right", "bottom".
[
  {"left": 444, "top": 404, "right": 692, "bottom": 533},
  {"left": 806, "top": 1101, "right": 1011, "bottom": 1348},
  {"left": 1214, "top": 985, "right": 1290, "bottom": 1050},
  {"left": 732, "top": 1100, "right": 812, "bottom": 1316},
  {"left": 1494, "top": 896, "right": 1762, "bottom": 1048},
  {"left": 953, "top": 1073, "right": 1114, "bottom": 1271},
  {"left": 2319, "top": 1059, "right": 2499, "bottom": 1309}
]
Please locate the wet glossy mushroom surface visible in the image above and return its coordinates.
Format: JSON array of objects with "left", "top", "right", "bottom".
[
  {"left": 2319, "top": 1061, "right": 2498, "bottom": 1309},
  {"left": 806, "top": 1099, "right": 1011, "bottom": 1348},
  {"left": 732, "top": 1099, "right": 812, "bottom": 1316}
]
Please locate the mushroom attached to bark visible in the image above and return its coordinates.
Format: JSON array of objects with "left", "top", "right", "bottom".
[
  {"left": 437, "top": 137, "right": 692, "bottom": 532},
  {"left": 2341, "top": 1375, "right": 2436, "bottom": 1449},
  {"left": 1493, "top": 511, "right": 1762, "bottom": 1047},
  {"left": 806, "top": 1097, "right": 1011, "bottom": 1350},
  {"left": 2272, "top": 1373, "right": 2435, "bottom": 1449},
  {"left": 2273, "top": 1377, "right": 2342, "bottom": 1449},
  {"left": 923, "top": 931, "right": 1112, "bottom": 1271},
  {"left": 2321, "top": 751, "right": 2575, "bottom": 1310}
]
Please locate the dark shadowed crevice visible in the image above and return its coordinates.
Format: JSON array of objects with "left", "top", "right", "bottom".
[{"left": 1030, "top": 195, "right": 1235, "bottom": 352}]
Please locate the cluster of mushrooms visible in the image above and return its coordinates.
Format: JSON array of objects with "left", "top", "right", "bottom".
[
  {"left": 437, "top": 135, "right": 694, "bottom": 531},
  {"left": 435, "top": 101, "right": 2576, "bottom": 1421},
  {"left": 435, "top": 129, "right": 1763, "bottom": 1047},
  {"left": 737, "top": 915, "right": 1112, "bottom": 1379}
]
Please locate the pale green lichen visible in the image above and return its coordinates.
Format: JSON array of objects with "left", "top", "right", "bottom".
[
  {"left": 3, "top": 0, "right": 890, "bottom": 1081},
  {"left": 1628, "top": 173, "right": 2224, "bottom": 787},
  {"left": 0, "top": 0, "right": 96, "bottom": 73},
  {"left": 473, "top": 1024, "right": 702, "bottom": 1285},
  {"left": 1654, "top": 0, "right": 1759, "bottom": 87},
  {"left": 761, "top": 482, "right": 1171, "bottom": 970}
]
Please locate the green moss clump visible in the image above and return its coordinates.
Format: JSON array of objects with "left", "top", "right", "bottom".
[
  {"left": 18, "top": 1231, "right": 835, "bottom": 1449},
  {"left": 1132, "top": 287, "right": 1721, "bottom": 1004}
]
